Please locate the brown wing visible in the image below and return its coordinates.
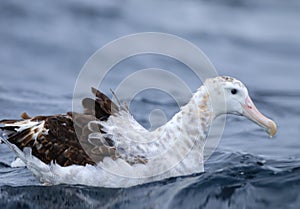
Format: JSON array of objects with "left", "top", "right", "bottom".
[{"left": 0, "top": 88, "right": 120, "bottom": 167}]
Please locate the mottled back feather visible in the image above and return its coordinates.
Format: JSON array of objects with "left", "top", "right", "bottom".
[{"left": 0, "top": 88, "right": 121, "bottom": 166}]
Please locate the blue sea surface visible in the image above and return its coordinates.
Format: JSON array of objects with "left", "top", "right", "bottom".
[{"left": 0, "top": 0, "right": 300, "bottom": 208}]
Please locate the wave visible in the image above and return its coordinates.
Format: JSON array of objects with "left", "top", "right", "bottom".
[{"left": 0, "top": 151, "right": 299, "bottom": 209}]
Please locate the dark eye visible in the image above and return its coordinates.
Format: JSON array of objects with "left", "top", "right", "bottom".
[{"left": 231, "top": 89, "right": 238, "bottom": 95}]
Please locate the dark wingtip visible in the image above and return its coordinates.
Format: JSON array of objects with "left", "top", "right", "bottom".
[
  {"left": 81, "top": 87, "right": 119, "bottom": 119},
  {"left": 20, "top": 112, "right": 31, "bottom": 119},
  {"left": 0, "top": 119, "right": 22, "bottom": 124},
  {"left": 91, "top": 87, "right": 98, "bottom": 96}
]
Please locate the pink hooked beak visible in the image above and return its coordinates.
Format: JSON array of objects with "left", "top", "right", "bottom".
[{"left": 241, "top": 96, "right": 277, "bottom": 138}]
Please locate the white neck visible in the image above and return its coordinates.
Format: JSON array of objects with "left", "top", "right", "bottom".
[
  {"left": 150, "top": 86, "right": 214, "bottom": 175},
  {"left": 155, "top": 85, "right": 213, "bottom": 142}
]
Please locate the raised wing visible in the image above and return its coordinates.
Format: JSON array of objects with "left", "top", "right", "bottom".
[{"left": 0, "top": 88, "right": 137, "bottom": 166}]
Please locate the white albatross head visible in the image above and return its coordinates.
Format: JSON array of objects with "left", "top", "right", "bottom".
[{"left": 204, "top": 76, "right": 277, "bottom": 137}]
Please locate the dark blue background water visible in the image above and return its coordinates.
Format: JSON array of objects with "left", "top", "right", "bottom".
[{"left": 0, "top": 0, "right": 300, "bottom": 208}]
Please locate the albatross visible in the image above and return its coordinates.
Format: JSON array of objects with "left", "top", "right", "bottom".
[{"left": 0, "top": 76, "right": 277, "bottom": 187}]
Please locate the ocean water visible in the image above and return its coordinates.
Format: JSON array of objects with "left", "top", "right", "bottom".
[{"left": 0, "top": 0, "right": 300, "bottom": 208}]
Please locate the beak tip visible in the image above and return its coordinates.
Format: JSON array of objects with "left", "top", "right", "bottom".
[{"left": 268, "top": 120, "right": 277, "bottom": 138}]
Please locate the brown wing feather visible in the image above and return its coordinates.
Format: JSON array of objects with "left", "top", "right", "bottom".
[
  {"left": 0, "top": 88, "right": 120, "bottom": 166},
  {"left": 1, "top": 115, "right": 96, "bottom": 166},
  {"left": 1, "top": 88, "right": 147, "bottom": 166},
  {"left": 83, "top": 87, "right": 119, "bottom": 119}
]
